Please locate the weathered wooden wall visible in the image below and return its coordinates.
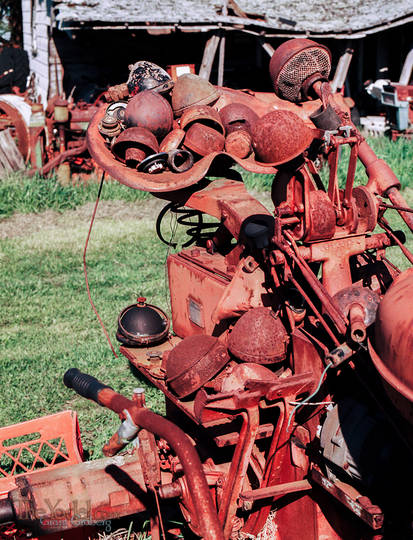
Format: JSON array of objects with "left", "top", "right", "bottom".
[{"left": 21, "top": 0, "right": 50, "bottom": 104}]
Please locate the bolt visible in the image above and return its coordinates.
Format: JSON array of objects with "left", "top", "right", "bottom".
[{"left": 133, "top": 387, "right": 146, "bottom": 406}]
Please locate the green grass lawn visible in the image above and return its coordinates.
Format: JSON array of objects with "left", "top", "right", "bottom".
[
  {"left": 0, "top": 135, "right": 412, "bottom": 460},
  {"left": 0, "top": 204, "right": 170, "bottom": 458}
]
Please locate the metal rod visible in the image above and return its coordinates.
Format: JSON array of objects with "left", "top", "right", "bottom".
[
  {"left": 284, "top": 231, "right": 347, "bottom": 335},
  {"left": 379, "top": 202, "right": 413, "bottom": 213},
  {"left": 379, "top": 218, "right": 413, "bottom": 265},
  {"left": 240, "top": 479, "right": 311, "bottom": 502}
]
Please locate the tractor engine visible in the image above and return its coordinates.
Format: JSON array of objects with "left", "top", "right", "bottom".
[{"left": 1, "top": 38, "right": 413, "bottom": 540}]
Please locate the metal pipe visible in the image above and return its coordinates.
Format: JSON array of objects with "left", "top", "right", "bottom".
[
  {"left": 348, "top": 303, "right": 366, "bottom": 343},
  {"left": 99, "top": 390, "right": 224, "bottom": 540},
  {"left": 28, "top": 141, "right": 88, "bottom": 176},
  {"left": 64, "top": 370, "right": 223, "bottom": 540},
  {"left": 240, "top": 479, "right": 311, "bottom": 502}
]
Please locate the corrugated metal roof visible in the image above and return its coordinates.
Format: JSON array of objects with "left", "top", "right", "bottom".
[{"left": 52, "top": 0, "right": 413, "bottom": 37}]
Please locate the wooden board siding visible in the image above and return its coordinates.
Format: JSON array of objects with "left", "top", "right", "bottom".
[{"left": 22, "top": 0, "right": 50, "bottom": 104}]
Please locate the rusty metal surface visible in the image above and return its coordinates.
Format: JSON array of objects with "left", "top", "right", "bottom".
[
  {"left": 252, "top": 110, "right": 315, "bottom": 164},
  {"left": 166, "top": 149, "right": 194, "bottom": 173},
  {"left": 0, "top": 100, "right": 30, "bottom": 160},
  {"left": 220, "top": 363, "right": 277, "bottom": 393},
  {"left": 240, "top": 479, "right": 311, "bottom": 502},
  {"left": 171, "top": 73, "right": 220, "bottom": 117},
  {"left": 11, "top": 37, "right": 413, "bottom": 540},
  {"left": 219, "top": 102, "right": 258, "bottom": 134},
  {"left": 373, "top": 268, "right": 413, "bottom": 402},
  {"left": 310, "top": 467, "right": 384, "bottom": 530},
  {"left": 7, "top": 455, "right": 148, "bottom": 534},
  {"left": 39, "top": 141, "right": 88, "bottom": 176},
  {"left": 306, "top": 190, "right": 337, "bottom": 241},
  {"left": 159, "top": 128, "right": 185, "bottom": 152},
  {"left": 225, "top": 129, "right": 252, "bottom": 158},
  {"left": 92, "top": 385, "right": 224, "bottom": 540},
  {"left": 166, "top": 335, "right": 229, "bottom": 397},
  {"left": 334, "top": 286, "right": 380, "bottom": 329},
  {"left": 228, "top": 307, "right": 289, "bottom": 364},
  {"left": 218, "top": 407, "right": 260, "bottom": 538},
  {"left": 269, "top": 38, "right": 332, "bottom": 102},
  {"left": 183, "top": 122, "right": 225, "bottom": 156},
  {"left": 87, "top": 105, "right": 279, "bottom": 193},
  {"left": 180, "top": 105, "right": 224, "bottom": 134},
  {"left": 124, "top": 91, "right": 173, "bottom": 139},
  {"left": 112, "top": 127, "right": 159, "bottom": 163},
  {"left": 125, "top": 146, "right": 146, "bottom": 167}
]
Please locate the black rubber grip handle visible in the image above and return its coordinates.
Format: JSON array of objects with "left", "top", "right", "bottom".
[{"left": 63, "top": 368, "right": 111, "bottom": 403}]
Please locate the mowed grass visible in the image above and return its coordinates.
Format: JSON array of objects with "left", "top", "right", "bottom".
[
  {"left": 0, "top": 205, "right": 172, "bottom": 458},
  {"left": 0, "top": 134, "right": 412, "bottom": 459},
  {"left": 0, "top": 172, "right": 150, "bottom": 219}
]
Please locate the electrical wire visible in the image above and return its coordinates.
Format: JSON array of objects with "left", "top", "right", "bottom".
[
  {"left": 83, "top": 172, "right": 119, "bottom": 359},
  {"left": 286, "top": 362, "right": 333, "bottom": 432},
  {"left": 163, "top": 208, "right": 178, "bottom": 313}
]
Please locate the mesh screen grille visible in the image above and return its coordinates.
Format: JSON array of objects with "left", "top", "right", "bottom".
[{"left": 276, "top": 47, "right": 331, "bottom": 102}]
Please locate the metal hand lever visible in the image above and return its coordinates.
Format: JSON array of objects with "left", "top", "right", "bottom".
[
  {"left": 63, "top": 368, "right": 224, "bottom": 540},
  {"left": 63, "top": 367, "right": 112, "bottom": 403}
]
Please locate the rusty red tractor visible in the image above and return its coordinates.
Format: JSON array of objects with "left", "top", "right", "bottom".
[{"left": 1, "top": 39, "right": 413, "bottom": 540}]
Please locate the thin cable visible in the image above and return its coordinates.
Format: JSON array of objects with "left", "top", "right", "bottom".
[
  {"left": 163, "top": 208, "right": 178, "bottom": 313},
  {"left": 287, "top": 362, "right": 333, "bottom": 432},
  {"left": 289, "top": 401, "right": 334, "bottom": 406},
  {"left": 153, "top": 487, "right": 166, "bottom": 540},
  {"left": 83, "top": 172, "right": 119, "bottom": 358}
]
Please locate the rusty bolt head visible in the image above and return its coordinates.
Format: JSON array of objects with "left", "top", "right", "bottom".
[
  {"left": 219, "top": 103, "right": 258, "bottom": 135},
  {"left": 124, "top": 91, "right": 173, "bottom": 139},
  {"left": 183, "top": 123, "right": 225, "bottom": 157},
  {"left": 171, "top": 73, "right": 220, "bottom": 117},
  {"left": 225, "top": 130, "right": 252, "bottom": 159},
  {"left": 252, "top": 110, "right": 314, "bottom": 165},
  {"left": 99, "top": 113, "right": 122, "bottom": 140}
]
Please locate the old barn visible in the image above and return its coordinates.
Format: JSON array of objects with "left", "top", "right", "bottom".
[{"left": 22, "top": 1, "right": 413, "bottom": 114}]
